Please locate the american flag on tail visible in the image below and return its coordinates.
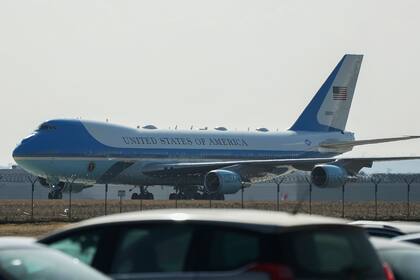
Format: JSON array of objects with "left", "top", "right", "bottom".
[{"left": 333, "top": 86, "right": 347, "bottom": 101}]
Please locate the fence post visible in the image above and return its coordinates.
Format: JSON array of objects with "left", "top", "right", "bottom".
[
  {"left": 404, "top": 178, "right": 415, "bottom": 220},
  {"left": 304, "top": 177, "right": 312, "bottom": 215},
  {"left": 371, "top": 178, "right": 381, "bottom": 220},
  {"left": 117, "top": 190, "right": 125, "bottom": 213},
  {"left": 309, "top": 182, "right": 312, "bottom": 215},
  {"left": 407, "top": 182, "right": 411, "bottom": 219},
  {"left": 27, "top": 176, "right": 38, "bottom": 222},
  {"left": 104, "top": 184, "right": 108, "bottom": 215},
  {"left": 241, "top": 185, "right": 244, "bottom": 209},
  {"left": 68, "top": 183, "right": 72, "bottom": 221},
  {"left": 175, "top": 187, "right": 178, "bottom": 209},
  {"left": 274, "top": 178, "right": 285, "bottom": 211},
  {"left": 341, "top": 182, "right": 346, "bottom": 218},
  {"left": 65, "top": 175, "right": 77, "bottom": 221}
]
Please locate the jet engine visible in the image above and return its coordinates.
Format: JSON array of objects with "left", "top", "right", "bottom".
[
  {"left": 204, "top": 170, "right": 243, "bottom": 194},
  {"left": 310, "top": 165, "right": 347, "bottom": 188}
]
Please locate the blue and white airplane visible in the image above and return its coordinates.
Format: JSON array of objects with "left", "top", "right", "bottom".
[{"left": 12, "top": 54, "right": 420, "bottom": 199}]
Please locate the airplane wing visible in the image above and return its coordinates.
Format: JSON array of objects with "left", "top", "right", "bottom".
[
  {"left": 142, "top": 156, "right": 420, "bottom": 180},
  {"left": 319, "top": 136, "right": 420, "bottom": 149}
]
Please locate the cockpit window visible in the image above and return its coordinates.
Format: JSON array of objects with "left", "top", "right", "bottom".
[{"left": 37, "top": 123, "right": 57, "bottom": 131}]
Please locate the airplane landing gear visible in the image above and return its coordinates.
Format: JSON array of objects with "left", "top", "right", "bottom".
[
  {"left": 48, "top": 184, "right": 63, "bottom": 200},
  {"left": 169, "top": 186, "right": 225, "bottom": 200},
  {"left": 130, "top": 186, "right": 154, "bottom": 200}
]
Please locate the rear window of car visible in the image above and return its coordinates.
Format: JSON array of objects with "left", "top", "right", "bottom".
[
  {"left": 275, "top": 228, "right": 385, "bottom": 279},
  {"left": 110, "top": 223, "right": 262, "bottom": 274}
]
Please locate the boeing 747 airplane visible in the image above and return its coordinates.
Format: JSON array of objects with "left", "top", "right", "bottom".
[{"left": 12, "top": 54, "right": 420, "bottom": 199}]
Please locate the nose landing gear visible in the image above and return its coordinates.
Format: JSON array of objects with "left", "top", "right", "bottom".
[{"left": 48, "top": 183, "right": 64, "bottom": 199}]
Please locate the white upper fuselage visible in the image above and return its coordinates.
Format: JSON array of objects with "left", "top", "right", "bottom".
[{"left": 12, "top": 119, "right": 354, "bottom": 185}]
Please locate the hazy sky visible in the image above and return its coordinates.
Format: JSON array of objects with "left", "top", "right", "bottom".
[{"left": 1, "top": 0, "right": 420, "bottom": 167}]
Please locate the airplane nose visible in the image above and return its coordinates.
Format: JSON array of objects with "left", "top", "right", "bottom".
[
  {"left": 12, "top": 143, "right": 23, "bottom": 159},
  {"left": 12, "top": 133, "right": 36, "bottom": 160}
]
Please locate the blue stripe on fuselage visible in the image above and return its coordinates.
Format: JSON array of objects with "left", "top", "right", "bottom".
[{"left": 13, "top": 119, "right": 338, "bottom": 160}]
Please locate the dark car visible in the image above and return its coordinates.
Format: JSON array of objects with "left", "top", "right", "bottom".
[{"left": 38, "top": 209, "right": 389, "bottom": 280}]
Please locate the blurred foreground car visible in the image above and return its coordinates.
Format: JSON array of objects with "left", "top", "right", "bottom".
[
  {"left": 350, "top": 221, "right": 420, "bottom": 238},
  {"left": 38, "top": 209, "right": 389, "bottom": 280},
  {"left": 393, "top": 232, "right": 420, "bottom": 245},
  {"left": 349, "top": 221, "right": 405, "bottom": 238},
  {"left": 370, "top": 237, "right": 420, "bottom": 280},
  {"left": 0, "top": 237, "right": 109, "bottom": 280}
]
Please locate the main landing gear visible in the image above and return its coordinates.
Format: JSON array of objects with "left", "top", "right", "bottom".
[
  {"left": 130, "top": 186, "right": 154, "bottom": 200},
  {"left": 169, "top": 186, "right": 225, "bottom": 200},
  {"left": 48, "top": 184, "right": 63, "bottom": 199}
]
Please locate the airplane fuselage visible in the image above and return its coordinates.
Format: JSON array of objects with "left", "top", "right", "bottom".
[{"left": 12, "top": 119, "right": 354, "bottom": 186}]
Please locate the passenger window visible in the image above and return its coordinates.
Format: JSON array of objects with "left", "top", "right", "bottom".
[
  {"left": 110, "top": 224, "right": 194, "bottom": 274},
  {"left": 47, "top": 231, "right": 102, "bottom": 265},
  {"left": 205, "top": 229, "right": 260, "bottom": 270}
]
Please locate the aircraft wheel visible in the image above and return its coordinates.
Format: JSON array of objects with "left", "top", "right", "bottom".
[
  {"left": 169, "top": 193, "right": 177, "bottom": 200},
  {"left": 146, "top": 192, "right": 154, "bottom": 200},
  {"left": 193, "top": 192, "right": 202, "bottom": 200},
  {"left": 131, "top": 193, "right": 139, "bottom": 200}
]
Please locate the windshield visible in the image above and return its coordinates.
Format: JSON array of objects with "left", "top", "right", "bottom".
[
  {"left": 35, "top": 123, "right": 56, "bottom": 132},
  {"left": 0, "top": 247, "right": 109, "bottom": 280}
]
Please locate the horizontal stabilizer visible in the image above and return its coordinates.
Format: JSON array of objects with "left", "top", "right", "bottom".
[{"left": 319, "top": 136, "right": 420, "bottom": 149}]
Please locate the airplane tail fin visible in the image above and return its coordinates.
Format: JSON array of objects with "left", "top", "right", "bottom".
[{"left": 290, "top": 54, "right": 363, "bottom": 132}]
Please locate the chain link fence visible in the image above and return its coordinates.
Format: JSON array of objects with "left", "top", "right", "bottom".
[{"left": 1, "top": 173, "right": 420, "bottom": 223}]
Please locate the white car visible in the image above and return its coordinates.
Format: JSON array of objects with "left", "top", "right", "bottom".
[
  {"left": 39, "top": 209, "right": 389, "bottom": 280},
  {"left": 0, "top": 237, "right": 109, "bottom": 280},
  {"left": 370, "top": 237, "right": 420, "bottom": 280}
]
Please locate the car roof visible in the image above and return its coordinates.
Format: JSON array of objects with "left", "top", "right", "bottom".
[
  {"left": 393, "top": 232, "right": 420, "bottom": 242},
  {"left": 44, "top": 209, "right": 348, "bottom": 236},
  {"left": 370, "top": 237, "right": 420, "bottom": 251},
  {"left": 350, "top": 220, "right": 420, "bottom": 234}
]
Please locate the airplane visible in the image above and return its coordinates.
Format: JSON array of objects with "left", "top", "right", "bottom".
[{"left": 12, "top": 54, "right": 420, "bottom": 200}]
